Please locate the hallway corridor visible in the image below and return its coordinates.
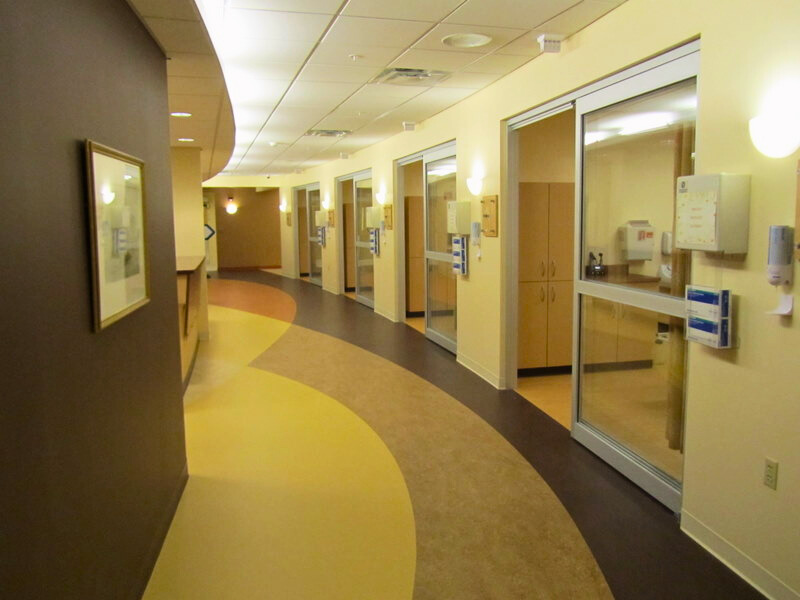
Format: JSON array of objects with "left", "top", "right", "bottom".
[{"left": 145, "top": 272, "right": 763, "bottom": 600}]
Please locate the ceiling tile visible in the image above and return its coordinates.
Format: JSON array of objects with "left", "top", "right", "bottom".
[
  {"left": 495, "top": 31, "right": 544, "bottom": 56},
  {"left": 435, "top": 71, "right": 503, "bottom": 88},
  {"left": 414, "top": 23, "right": 527, "bottom": 54},
  {"left": 131, "top": 0, "right": 199, "bottom": 20},
  {"left": 222, "top": 38, "right": 314, "bottom": 64},
  {"left": 322, "top": 16, "right": 433, "bottom": 48},
  {"left": 168, "top": 76, "right": 223, "bottom": 96},
  {"left": 281, "top": 81, "right": 362, "bottom": 109},
  {"left": 314, "top": 114, "right": 373, "bottom": 132},
  {"left": 390, "top": 48, "right": 480, "bottom": 71},
  {"left": 268, "top": 106, "right": 329, "bottom": 132},
  {"left": 225, "top": 8, "right": 331, "bottom": 42},
  {"left": 461, "top": 53, "right": 531, "bottom": 74},
  {"left": 343, "top": 0, "right": 464, "bottom": 21},
  {"left": 228, "top": 78, "right": 289, "bottom": 107},
  {"left": 145, "top": 17, "right": 211, "bottom": 54},
  {"left": 229, "top": 0, "right": 342, "bottom": 13},
  {"left": 167, "top": 53, "right": 221, "bottom": 77},
  {"left": 537, "top": 0, "right": 620, "bottom": 36},
  {"left": 298, "top": 64, "right": 382, "bottom": 84},
  {"left": 226, "top": 62, "right": 301, "bottom": 82},
  {"left": 445, "top": 0, "right": 581, "bottom": 29},
  {"left": 309, "top": 43, "right": 405, "bottom": 67}
]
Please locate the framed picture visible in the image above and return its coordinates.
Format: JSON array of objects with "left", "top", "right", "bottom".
[{"left": 85, "top": 140, "right": 150, "bottom": 330}]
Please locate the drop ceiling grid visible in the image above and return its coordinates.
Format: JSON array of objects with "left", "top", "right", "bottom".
[{"left": 213, "top": 0, "right": 627, "bottom": 174}]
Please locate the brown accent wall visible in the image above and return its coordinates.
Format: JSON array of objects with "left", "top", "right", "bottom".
[
  {"left": 0, "top": 1, "right": 187, "bottom": 598},
  {"left": 212, "top": 187, "right": 282, "bottom": 269}
]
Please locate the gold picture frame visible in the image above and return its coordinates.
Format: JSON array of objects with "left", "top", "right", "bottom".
[{"left": 85, "top": 140, "right": 150, "bottom": 331}]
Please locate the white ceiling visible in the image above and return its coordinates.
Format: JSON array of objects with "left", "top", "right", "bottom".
[{"left": 130, "top": 0, "right": 627, "bottom": 178}]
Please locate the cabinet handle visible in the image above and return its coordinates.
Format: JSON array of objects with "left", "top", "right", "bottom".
[
  {"left": 540, "top": 260, "right": 546, "bottom": 277},
  {"left": 540, "top": 286, "right": 546, "bottom": 302},
  {"left": 551, "top": 286, "right": 556, "bottom": 303},
  {"left": 551, "top": 260, "right": 556, "bottom": 277}
]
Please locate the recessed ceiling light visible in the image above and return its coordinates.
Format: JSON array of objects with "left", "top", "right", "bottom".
[
  {"left": 170, "top": 112, "right": 192, "bottom": 118},
  {"left": 441, "top": 33, "right": 492, "bottom": 49},
  {"left": 178, "top": 138, "right": 195, "bottom": 142}
]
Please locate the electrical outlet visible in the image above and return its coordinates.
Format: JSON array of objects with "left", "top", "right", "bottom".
[{"left": 764, "top": 458, "right": 779, "bottom": 490}]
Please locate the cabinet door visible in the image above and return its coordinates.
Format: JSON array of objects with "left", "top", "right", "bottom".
[
  {"left": 548, "top": 182, "right": 574, "bottom": 281},
  {"left": 581, "top": 296, "right": 617, "bottom": 366},
  {"left": 519, "top": 183, "right": 549, "bottom": 282},
  {"left": 547, "top": 281, "right": 573, "bottom": 366},
  {"left": 518, "top": 282, "right": 547, "bottom": 368},
  {"left": 616, "top": 305, "right": 656, "bottom": 363}
]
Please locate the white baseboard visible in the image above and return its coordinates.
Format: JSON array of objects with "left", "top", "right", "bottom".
[
  {"left": 681, "top": 510, "right": 799, "bottom": 600},
  {"left": 375, "top": 305, "right": 400, "bottom": 323},
  {"left": 457, "top": 353, "right": 501, "bottom": 389}
]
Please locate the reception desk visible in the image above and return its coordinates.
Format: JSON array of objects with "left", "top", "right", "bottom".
[{"left": 176, "top": 255, "right": 207, "bottom": 387}]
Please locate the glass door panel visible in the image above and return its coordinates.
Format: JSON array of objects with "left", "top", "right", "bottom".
[
  {"left": 307, "top": 186, "right": 322, "bottom": 286},
  {"left": 354, "top": 176, "right": 374, "bottom": 307},
  {"left": 424, "top": 153, "right": 457, "bottom": 352},
  {"left": 574, "top": 52, "right": 698, "bottom": 511}
]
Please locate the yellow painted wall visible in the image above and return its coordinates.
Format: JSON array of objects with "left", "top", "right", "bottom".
[
  {"left": 204, "top": 2, "right": 800, "bottom": 595},
  {"left": 171, "top": 147, "right": 205, "bottom": 258}
]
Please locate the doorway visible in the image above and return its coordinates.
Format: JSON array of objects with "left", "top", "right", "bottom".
[
  {"left": 336, "top": 170, "right": 374, "bottom": 308},
  {"left": 293, "top": 183, "right": 321, "bottom": 286},
  {"left": 514, "top": 109, "right": 576, "bottom": 428},
  {"left": 397, "top": 142, "right": 458, "bottom": 352}
]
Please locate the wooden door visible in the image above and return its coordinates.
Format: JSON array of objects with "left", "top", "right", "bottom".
[
  {"left": 548, "top": 182, "right": 574, "bottom": 281},
  {"left": 405, "top": 195, "right": 425, "bottom": 312},
  {"left": 547, "top": 280, "right": 573, "bottom": 366},
  {"left": 518, "top": 282, "right": 547, "bottom": 368},
  {"left": 519, "top": 183, "right": 549, "bottom": 282}
]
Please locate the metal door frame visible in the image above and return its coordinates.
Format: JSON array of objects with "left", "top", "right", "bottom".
[{"left": 352, "top": 170, "right": 374, "bottom": 308}]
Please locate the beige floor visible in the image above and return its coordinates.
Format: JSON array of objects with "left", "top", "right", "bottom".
[
  {"left": 405, "top": 316, "right": 425, "bottom": 334},
  {"left": 515, "top": 374, "right": 572, "bottom": 429},
  {"left": 259, "top": 267, "right": 282, "bottom": 275},
  {"left": 344, "top": 291, "right": 356, "bottom": 300}
]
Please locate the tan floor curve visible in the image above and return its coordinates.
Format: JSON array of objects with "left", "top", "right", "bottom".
[{"left": 251, "top": 325, "right": 613, "bottom": 600}]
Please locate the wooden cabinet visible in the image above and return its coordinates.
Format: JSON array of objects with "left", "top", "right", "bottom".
[
  {"left": 518, "top": 182, "right": 575, "bottom": 369},
  {"left": 582, "top": 296, "right": 656, "bottom": 367}
]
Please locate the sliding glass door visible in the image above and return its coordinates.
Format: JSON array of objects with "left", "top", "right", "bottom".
[
  {"left": 424, "top": 146, "right": 458, "bottom": 353},
  {"left": 306, "top": 185, "right": 322, "bottom": 286},
  {"left": 353, "top": 174, "right": 374, "bottom": 308},
  {"left": 573, "top": 52, "right": 699, "bottom": 511}
]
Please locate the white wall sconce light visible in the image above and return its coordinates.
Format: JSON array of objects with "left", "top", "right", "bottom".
[
  {"left": 225, "top": 196, "right": 238, "bottom": 214},
  {"left": 749, "top": 79, "right": 800, "bottom": 158},
  {"left": 321, "top": 193, "right": 331, "bottom": 210},
  {"left": 279, "top": 197, "right": 288, "bottom": 213},
  {"left": 467, "top": 176, "right": 483, "bottom": 196}
]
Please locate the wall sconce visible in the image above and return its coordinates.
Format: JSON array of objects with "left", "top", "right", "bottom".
[
  {"left": 225, "top": 197, "right": 238, "bottom": 214},
  {"left": 279, "top": 197, "right": 288, "bottom": 213},
  {"left": 466, "top": 176, "right": 483, "bottom": 196},
  {"left": 375, "top": 189, "right": 387, "bottom": 205},
  {"left": 321, "top": 193, "right": 331, "bottom": 210},
  {"left": 749, "top": 79, "right": 800, "bottom": 158},
  {"left": 749, "top": 113, "right": 800, "bottom": 158}
]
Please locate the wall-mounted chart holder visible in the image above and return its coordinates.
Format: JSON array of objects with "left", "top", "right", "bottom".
[
  {"left": 317, "top": 226, "right": 326, "bottom": 248},
  {"left": 675, "top": 174, "right": 750, "bottom": 254},
  {"left": 285, "top": 212, "right": 292, "bottom": 227},
  {"left": 481, "top": 195, "right": 498, "bottom": 237},
  {"left": 369, "top": 228, "right": 380, "bottom": 256},
  {"left": 327, "top": 210, "right": 335, "bottom": 228},
  {"left": 383, "top": 205, "right": 393, "bottom": 230},
  {"left": 686, "top": 285, "right": 733, "bottom": 349},
  {"left": 452, "top": 235, "right": 468, "bottom": 275}
]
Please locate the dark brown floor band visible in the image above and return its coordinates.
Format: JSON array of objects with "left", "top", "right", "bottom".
[{"left": 213, "top": 270, "right": 765, "bottom": 600}]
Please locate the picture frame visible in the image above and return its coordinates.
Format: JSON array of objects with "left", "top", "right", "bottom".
[{"left": 85, "top": 140, "right": 150, "bottom": 331}]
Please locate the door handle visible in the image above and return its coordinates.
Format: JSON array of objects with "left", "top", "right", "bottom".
[
  {"left": 551, "top": 260, "right": 556, "bottom": 277},
  {"left": 540, "top": 286, "right": 546, "bottom": 302},
  {"left": 551, "top": 286, "right": 556, "bottom": 303},
  {"left": 540, "top": 260, "right": 546, "bottom": 277}
]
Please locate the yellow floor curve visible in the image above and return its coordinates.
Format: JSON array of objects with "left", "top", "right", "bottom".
[{"left": 144, "top": 306, "right": 416, "bottom": 600}]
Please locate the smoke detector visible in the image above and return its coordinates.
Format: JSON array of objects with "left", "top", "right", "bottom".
[
  {"left": 305, "top": 129, "right": 351, "bottom": 137},
  {"left": 537, "top": 33, "right": 564, "bottom": 53},
  {"left": 371, "top": 68, "right": 450, "bottom": 86},
  {"left": 402, "top": 121, "right": 416, "bottom": 132}
]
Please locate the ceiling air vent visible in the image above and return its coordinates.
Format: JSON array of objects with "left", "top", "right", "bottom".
[
  {"left": 371, "top": 68, "right": 450, "bottom": 86},
  {"left": 305, "top": 129, "right": 351, "bottom": 137}
]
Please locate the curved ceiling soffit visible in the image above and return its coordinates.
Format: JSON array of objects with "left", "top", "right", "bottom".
[{"left": 125, "top": 0, "right": 234, "bottom": 181}]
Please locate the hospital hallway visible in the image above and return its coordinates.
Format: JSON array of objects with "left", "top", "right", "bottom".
[{"left": 143, "top": 270, "right": 764, "bottom": 600}]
